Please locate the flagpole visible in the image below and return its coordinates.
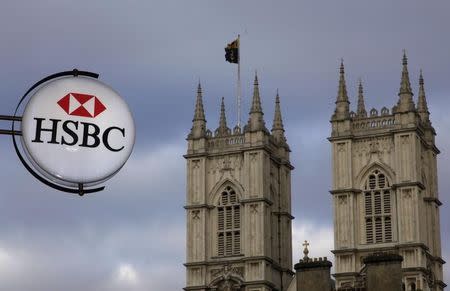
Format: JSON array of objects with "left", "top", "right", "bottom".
[{"left": 237, "top": 34, "right": 241, "bottom": 128}]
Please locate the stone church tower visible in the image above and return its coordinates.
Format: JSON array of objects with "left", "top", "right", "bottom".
[
  {"left": 330, "top": 54, "right": 446, "bottom": 291},
  {"left": 184, "top": 75, "right": 294, "bottom": 291}
]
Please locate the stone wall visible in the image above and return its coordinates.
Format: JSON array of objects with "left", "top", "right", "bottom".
[
  {"left": 364, "top": 253, "right": 403, "bottom": 291},
  {"left": 294, "top": 257, "right": 333, "bottom": 291}
]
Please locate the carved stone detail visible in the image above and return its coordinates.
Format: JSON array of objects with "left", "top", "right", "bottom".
[
  {"left": 192, "top": 210, "right": 200, "bottom": 220},
  {"left": 209, "top": 264, "right": 244, "bottom": 291}
]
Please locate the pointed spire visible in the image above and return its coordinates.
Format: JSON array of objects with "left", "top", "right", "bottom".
[
  {"left": 189, "top": 82, "right": 207, "bottom": 139},
  {"left": 246, "top": 72, "right": 267, "bottom": 132},
  {"left": 332, "top": 59, "right": 350, "bottom": 120},
  {"left": 193, "top": 82, "right": 205, "bottom": 121},
  {"left": 250, "top": 72, "right": 263, "bottom": 113},
  {"left": 417, "top": 69, "right": 430, "bottom": 124},
  {"left": 396, "top": 50, "right": 415, "bottom": 112},
  {"left": 357, "top": 79, "right": 367, "bottom": 117},
  {"left": 216, "top": 97, "right": 229, "bottom": 136},
  {"left": 272, "top": 90, "right": 284, "bottom": 130},
  {"left": 399, "top": 51, "right": 413, "bottom": 95},
  {"left": 272, "top": 90, "right": 287, "bottom": 144},
  {"left": 219, "top": 97, "right": 227, "bottom": 127},
  {"left": 337, "top": 59, "right": 349, "bottom": 102}
]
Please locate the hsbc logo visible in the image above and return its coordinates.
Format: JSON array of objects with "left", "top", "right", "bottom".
[
  {"left": 21, "top": 76, "right": 135, "bottom": 185},
  {"left": 31, "top": 93, "right": 124, "bottom": 152},
  {"left": 57, "top": 93, "right": 106, "bottom": 118},
  {"left": 31, "top": 117, "right": 125, "bottom": 152}
]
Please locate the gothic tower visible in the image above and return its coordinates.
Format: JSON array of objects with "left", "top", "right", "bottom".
[
  {"left": 329, "top": 55, "right": 446, "bottom": 291},
  {"left": 185, "top": 75, "right": 294, "bottom": 291}
]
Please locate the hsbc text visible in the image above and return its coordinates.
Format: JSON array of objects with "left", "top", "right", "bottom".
[{"left": 31, "top": 118, "right": 125, "bottom": 152}]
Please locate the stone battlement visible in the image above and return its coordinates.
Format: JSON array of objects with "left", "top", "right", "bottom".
[
  {"left": 351, "top": 114, "right": 396, "bottom": 131},
  {"left": 295, "top": 257, "right": 333, "bottom": 270}
]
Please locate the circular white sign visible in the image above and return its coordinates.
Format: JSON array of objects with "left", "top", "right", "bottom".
[{"left": 21, "top": 76, "right": 135, "bottom": 187}]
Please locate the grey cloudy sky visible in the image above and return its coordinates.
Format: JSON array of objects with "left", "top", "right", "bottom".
[{"left": 0, "top": 0, "right": 449, "bottom": 290}]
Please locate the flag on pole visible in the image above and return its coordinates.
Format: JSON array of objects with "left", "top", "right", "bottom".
[{"left": 225, "top": 37, "right": 239, "bottom": 64}]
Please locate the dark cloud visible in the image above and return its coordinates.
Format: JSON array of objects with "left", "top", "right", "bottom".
[{"left": 0, "top": 0, "right": 449, "bottom": 289}]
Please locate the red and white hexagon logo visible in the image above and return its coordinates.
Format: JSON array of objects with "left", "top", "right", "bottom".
[{"left": 57, "top": 93, "right": 106, "bottom": 118}]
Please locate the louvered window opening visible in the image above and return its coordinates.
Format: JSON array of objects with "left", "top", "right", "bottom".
[
  {"left": 217, "top": 186, "right": 241, "bottom": 256},
  {"left": 364, "top": 170, "right": 392, "bottom": 244}
]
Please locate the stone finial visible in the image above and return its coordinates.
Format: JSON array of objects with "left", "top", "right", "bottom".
[
  {"left": 357, "top": 78, "right": 367, "bottom": 117},
  {"left": 303, "top": 240, "right": 310, "bottom": 260},
  {"left": 417, "top": 69, "right": 431, "bottom": 124},
  {"left": 332, "top": 59, "right": 350, "bottom": 120},
  {"left": 396, "top": 50, "right": 415, "bottom": 112},
  {"left": 216, "top": 97, "right": 230, "bottom": 136},
  {"left": 271, "top": 90, "right": 287, "bottom": 144},
  {"left": 189, "top": 82, "right": 207, "bottom": 139},
  {"left": 246, "top": 72, "right": 267, "bottom": 132}
]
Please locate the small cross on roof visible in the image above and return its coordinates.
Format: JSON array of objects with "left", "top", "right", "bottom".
[{"left": 303, "top": 240, "right": 310, "bottom": 259}]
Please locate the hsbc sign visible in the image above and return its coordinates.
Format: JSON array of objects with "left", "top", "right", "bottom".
[{"left": 21, "top": 75, "right": 135, "bottom": 189}]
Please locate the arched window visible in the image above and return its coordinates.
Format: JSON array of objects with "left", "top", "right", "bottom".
[
  {"left": 363, "top": 170, "right": 392, "bottom": 244},
  {"left": 217, "top": 186, "right": 241, "bottom": 256}
]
